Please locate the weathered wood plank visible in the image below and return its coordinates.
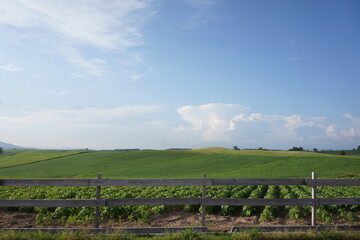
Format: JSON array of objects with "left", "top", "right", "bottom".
[
  {"left": 0, "top": 199, "right": 105, "bottom": 207},
  {"left": 210, "top": 178, "right": 306, "bottom": 186},
  {"left": 90, "top": 179, "right": 209, "bottom": 186},
  {"left": 1, "top": 178, "right": 359, "bottom": 187},
  {"left": 306, "top": 179, "right": 360, "bottom": 186},
  {"left": 106, "top": 198, "right": 201, "bottom": 206},
  {"left": 202, "top": 198, "right": 315, "bottom": 206},
  {"left": 319, "top": 198, "right": 360, "bottom": 205},
  {"left": 0, "top": 179, "right": 92, "bottom": 187}
]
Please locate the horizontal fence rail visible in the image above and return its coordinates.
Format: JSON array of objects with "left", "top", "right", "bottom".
[
  {"left": 0, "top": 172, "right": 359, "bottom": 228},
  {"left": 1, "top": 178, "right": 360, "bottom": 187},
  {"left": 1, "top": 197, "right": 359, "bottom": 208}
]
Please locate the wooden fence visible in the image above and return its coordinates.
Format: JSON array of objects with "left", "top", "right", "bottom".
[{"left": 0, "top": 172, "right": 359, "bottom": 229}]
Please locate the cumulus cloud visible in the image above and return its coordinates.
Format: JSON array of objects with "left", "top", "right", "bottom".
[
  {"left": 176, "top": 103, "right": 328, "bottom": 147},
  {"left": 325, "top": 125, "right": 339, "bottom": 139},
  {"left": 311, "top": 113, "right": 360, "bottom": 141},
  {"left": 2, "top": 103, "right": 359, "bottom": 149},
  {"left": 341, "top": 128, "right": 360, "bottom": 137},
  {"left": 343, "top": 113, "right": 360, "bottom": 124},
  {"left": 340, "top": 113, "right": 360, "bottom": 137},
  {"left": 177, "top": 103, "right": 249, "bottom": 140}
]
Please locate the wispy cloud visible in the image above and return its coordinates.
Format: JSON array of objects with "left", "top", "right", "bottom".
[
  {"left": 181, "top": 0, "right": 218, "bottom": 28},
  {"left": 0, "top": 0, "right": 150, "bottom": 50},
  {"left": 0, "top": 0, "right": 155, "bottom": 81},
  {"left": 3, "top": 106, "right": 161, "bottom": 123},
  {"left": 0, "top": 64, "right": 22, "bottom": 72},
  {"left": 54, "top": 91, "right": 71, "bottom": 96},
  {"left": 0, "top": 105, "right": 161, "bottom": 148}
]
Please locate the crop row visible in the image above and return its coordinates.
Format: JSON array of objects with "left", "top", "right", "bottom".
[{"left": 0, "top": 185, "right": 358, "bottom": 225}]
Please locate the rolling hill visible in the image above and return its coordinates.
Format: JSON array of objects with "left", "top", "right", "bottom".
[
  {"left": 0, "top": 147, "right": 359, "bottom": 179},
  {"left": 0, "top": 141, "right": 23, "bottom": 149}
]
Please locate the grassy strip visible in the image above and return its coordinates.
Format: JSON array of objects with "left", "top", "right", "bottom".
[
  {"left": 1, "top": 148, "right": 360, "bottom": 178},
  {"left": 0, "top": 149, "right": 91, "bottom": 170},
  {"left": 0, "top": 229, "right": 360, "bottom": 240},
  {"left": 0, "top": 152, "right": 91, "bottom": 170}
]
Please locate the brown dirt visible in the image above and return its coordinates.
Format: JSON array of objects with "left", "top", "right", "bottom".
[{"left": 0, "top": 209, "right": 357, "bottom": 232}]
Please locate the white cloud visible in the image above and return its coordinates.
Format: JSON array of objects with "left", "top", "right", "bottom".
[
  {"left": 0, "top": 0, "right": 150, "bottom": 50},
  {"left": 1, "top": 103, "right": 359, "bottom": 149},
  {"left": 176, "top": 103, "right": 328, "bottom": 146},
  {"left": 61, "top": 46, "right": 109, "bottom": 79},
  {"left": 341, "top": 128, "right": 360, "bottom": 137},
  {"left": 343, "top": 113, "right": 360, "bottom": 124},
  {"left": 0, "top": 0, "right": 154, "bottom": 81},
  {"left": 177, "top": 103, "right": 249, "bottom": 141},
  {"left": 340, "top": 113, "right": 360, "bottom": 137},
  {"left": 19, "top": 106, "right": 160, "bottom": 123},
  {"left": 55, "top": 91, "right": 71, "bottom": 96},
  {"left": 233, "top": 113, "right": 324, "bottom": 142},
  {"left": 325, "top": 125, "right": 339, "bottom": 139},
  {"left": 0, "top": 106, "right": 161, "bottom": 149},
  {"left": 0, "top": 64, "right": 22, "bottom": 72}
]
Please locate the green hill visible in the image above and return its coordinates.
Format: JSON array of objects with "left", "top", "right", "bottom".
[{"left": 0, "top": 147, "right": 359, "bottom": 179}]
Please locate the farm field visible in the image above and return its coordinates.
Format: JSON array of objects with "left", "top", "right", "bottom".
[
  {"left": 0, "top": 147, "right": 359, "bottom": 230},
  {"left": 0, "top": 147, "right": 359, "bottom": 179}
]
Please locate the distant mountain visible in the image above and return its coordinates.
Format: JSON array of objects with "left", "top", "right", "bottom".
[{"left": 0, "top": 141, "right": 24, "bottom": 149}]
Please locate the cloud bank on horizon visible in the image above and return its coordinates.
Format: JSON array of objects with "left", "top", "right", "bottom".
[
  {"left": 0, "top": 103, "right": 359, "bottom": 150},
  {"left": 0, "top": 0, "right": 359, "bottom": 150}
]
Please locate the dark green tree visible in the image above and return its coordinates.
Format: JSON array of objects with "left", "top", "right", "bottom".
[
  {"left": 357, "top": 145, "right": 360, "bottom": 151},
  {"left": 289, "top": 146, "right": 304, "bottom": 151},
  {"left": 313, "top": 148, "right": 318, "bottom": 152},
  {"left": 233, "top": 145, "right": 240, "bottom": 150},
  {"left": 0, "top": 147, "right": 3, "bottom": 155},
  {"left": 340, "top": 150, "right": 346, "bottom": 155}
]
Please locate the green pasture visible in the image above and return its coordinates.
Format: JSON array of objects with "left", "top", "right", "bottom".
[
  {"left": 0, "top": 149, "right": 90, "bottom": 168},
  {"left": 0, "top": 147, "right": 358, "bottom": 179}
]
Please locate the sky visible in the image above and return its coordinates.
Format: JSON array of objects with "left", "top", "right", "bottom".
[{"left": 0, "top": 0, "right": 359, "bottom": 150}]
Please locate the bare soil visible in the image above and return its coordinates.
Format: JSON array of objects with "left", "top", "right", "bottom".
[{"left": 0, "top": 209, "right": 357, "bottom": 232}]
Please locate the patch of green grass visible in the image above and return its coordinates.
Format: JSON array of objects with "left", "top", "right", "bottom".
[
  {"left": 320, "top": 150, "right": 360, "bottom": 156},
  {"left": 0, "top": 149, "right": 91, "bottom": 169},
  {"left": 0, "top": 148, "right": 358, "bottom": 179}
]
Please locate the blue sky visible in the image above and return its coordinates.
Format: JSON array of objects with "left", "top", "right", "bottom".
[{"left": 0, "top": 0, "right": 359, "bottom": 150}]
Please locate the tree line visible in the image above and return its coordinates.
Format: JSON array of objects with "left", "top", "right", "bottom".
[{"left": 232, "top": 145, "right": 360, "bottom": 153}]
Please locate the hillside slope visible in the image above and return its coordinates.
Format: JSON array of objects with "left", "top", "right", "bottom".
[
  {"left": 0, "top": 148, "right": 358, "bottom": 179},
  {"left": 0, "top": 141, "right": 23, "bottom": 149}
]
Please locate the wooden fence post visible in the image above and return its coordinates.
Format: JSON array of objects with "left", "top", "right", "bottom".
[
  {"left": 201, "top": 173, "right": 207, "bottom": 227},
  {"left": 311, "top": 172, "right": 317, "bottom": 226},
  {"left": 95, "top": 173, "right": 102, "bottom": 228}
]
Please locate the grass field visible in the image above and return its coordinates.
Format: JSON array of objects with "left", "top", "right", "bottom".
[
  {"left": 0, "top": 149, "right": 89, "bottom": 169},
  {"left": 0, "top": 147, "right": 359, "bottom": 179},
  {"left": 0, "top": 148, "right": 358, "bottom": 229}
]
